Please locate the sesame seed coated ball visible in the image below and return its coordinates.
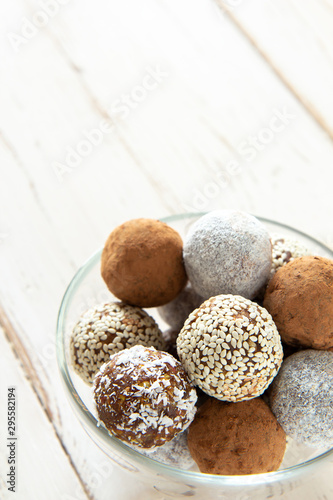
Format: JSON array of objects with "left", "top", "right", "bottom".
[
  {"left": 270, "top": 233, "right": 311, "bottom": 279},
  {"left": 176, "top": 294, "right": 283, "bottom": 402},
  {"left": 93, "top": 345, "right": 197, "bottom": 449},
  {"left": 183, "top": 210, "right": 272, "bottom": 300},
  {"left": 269, "top": 350, "right": 333, "bottom": 448},
  {"left": 254, "top": 234, "right": 312, "bottom": 303},
  {"left": 70, "top": 302, "right": 165, "bottom": 384}
]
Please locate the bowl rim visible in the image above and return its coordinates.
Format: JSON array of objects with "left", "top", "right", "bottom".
[{"left": 56, "top": 212, "right": 333, "bottom": 486}]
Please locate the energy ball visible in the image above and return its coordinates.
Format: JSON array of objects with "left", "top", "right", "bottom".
[
  {"left": 270, "top": 233, "right": 311, "bottom": 279},
  {"left": 269, "top": 350, "right": 333, "bottom": 448},
  {"left": 263, "top": 256, "right": 333, "bottom": 349},
  {"left": 177, "top": 295, "right": 283, "bottom": 402},
  {"left": 158, "top": 282, "right": 204, "bottom": 332},
  {"left": 187, "top": 397, "right": 286, "bottom": 475},
  {"left": 101, "top": 218, "right": 187, "bottom": 308},
  {"left": 140, "top": 430, "right": 195, "bottom": 470},
  {"left": 183, "top": 210, "right": 272, "bottom": 300},
  {"left": 93, "top": 345, "right": 197, "bottom": 449},
  {"left": 71, "top": 302, "right": 165, "bottom": 384}
]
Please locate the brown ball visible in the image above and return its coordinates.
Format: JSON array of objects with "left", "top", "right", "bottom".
[
  {"left": 101, "top": 218, "right": 187, "bottom": 308},
  {"left": 263, "top": 256, "right": 333, "bottom": 349},
  {"left": 187, "top": 397, "right": 286, "bottom": 475},
  {"left": 93, "top": 345, "right": 197, "bottom": 449}
]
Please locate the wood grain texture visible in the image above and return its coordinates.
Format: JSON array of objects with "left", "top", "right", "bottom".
[
  {"left": 0, "top": 326, "right": 90, "bottom": 500},
  {"left": 215, "top": 0, "right": 333, "bottom": 137},
  {"left": 1, "top": 0, "right": 333, "bottom": 498}
]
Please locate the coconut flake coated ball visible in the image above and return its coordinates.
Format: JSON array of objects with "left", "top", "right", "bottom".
[
  {"left": 177, "top": 294, "right": 283, "bottom": 402},
  {"left": 93, "top": 345, "right": 197, "bottom": 449},
  {"left": 263, "top": 256, "right": 333, "bottom": 349},
  {"left": 101, "top": 218, "right": 187, "bottom": 308},
  {"left": 269, "top": 350, "right": 333, "bottom": 448},
  {"left": 183, "top": 210, "right": 272, "bottom": 300},
  {"left": 187, "top": 397, "right": 286, "bottom": 475}
]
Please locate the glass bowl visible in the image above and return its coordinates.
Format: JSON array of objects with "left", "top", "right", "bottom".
[{"left": 56, "top": 213, "right": 333, "bottom": 499}]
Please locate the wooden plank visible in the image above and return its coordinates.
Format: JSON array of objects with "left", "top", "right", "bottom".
[
  {"left": 36, "top": 0, "right": 333, "bottom": 236},
  {"left": 215, "top": 0, "right": 333, "bottom": 137},
  {"left": 0, "top": 0, "right": 333, "bottom": 498},
  {"left": 0, "top": 313, "right": 169, "bottom": 500},
  {"left": 0, "top": 326, "right": 90, "bottom": 500}
]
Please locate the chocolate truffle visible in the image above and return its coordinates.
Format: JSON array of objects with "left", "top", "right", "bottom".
[
  {"left": 176, "top": 295, "right": 283, "bottom": 402},
  {"left": 269, "top": 350, "right": 333, "bottom": 448},
  {"left": 71, "top": 302, "right": 165, "bottom": 384},
  {"left": 101, "top": 218, "right": 187, "bottom": 308},
  {"left": 93, "top": 345, "right": 197, "bottom": 449},
  {"left": 263, "top": 256, "right": 333, "bottom": 349},
  {"left": 183, "top": 210, "right": 272, "bottom": 300},
  {"left": 158, "top": 282, "right": 204, "bottom": 332},
  {"left": 270, "top": 233, "right": 311, "bottom": 279},
  {"left": 187, "top": 397, "right": 286, "bottom": 475}
]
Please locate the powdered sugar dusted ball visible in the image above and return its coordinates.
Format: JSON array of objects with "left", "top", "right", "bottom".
[
  {"left": 177, "top": 295, "right": 283, "bottom": 402},
  {"left": 269, "top": 350, "right": 333, "bottom": 448},
  {"left": 93, "top": 345, "right": 197, "bottom": 449},
  {"left": 158, "top": 282, "right": 204, "bottom": 332},
  {"left": 183, "top": 210, "right": 272, "bottom": 300},
  {"left": 270, "top": 233, "right": 312, "bottom": 279},
  {"left": 140, "top": 430, "right": 195, "bottom": 469},
  {"left": 71, "top": 302, "right": 165, "bottom": 384}
]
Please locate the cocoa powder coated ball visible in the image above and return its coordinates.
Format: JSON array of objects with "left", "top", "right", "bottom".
[
  {"left": 263, "top": 256, "right": 333, "bottom": 349},
  {"left": 93, "top": 345, "right": 197, "bottom": 449},
  {"left": 183, "top": 210, "right": 272, "bottom": 300},
  {"left": 187, "top": 397, "right": 286, "bottom": 475},
  {"left": 101, "top": 218, "right": 187, "bottom": 308},
  {"left": 269, "top": 349, "right": 333, "bottom": 448}
]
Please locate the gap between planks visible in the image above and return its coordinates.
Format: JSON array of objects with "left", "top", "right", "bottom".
[
  {"left": 0, "top": 304, "right": 94, "bottom": 500},
  {"left": 213, "top": 0, "right": 333, "bottom": 143}
]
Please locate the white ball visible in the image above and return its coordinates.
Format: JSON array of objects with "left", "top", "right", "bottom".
[{"left": 183, "top": 210, "right": 272, "bottom": 300}]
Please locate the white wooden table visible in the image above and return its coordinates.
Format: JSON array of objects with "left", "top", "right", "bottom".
[{"left": 1, "top": 1, "right": 333, "bottom": 498}]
